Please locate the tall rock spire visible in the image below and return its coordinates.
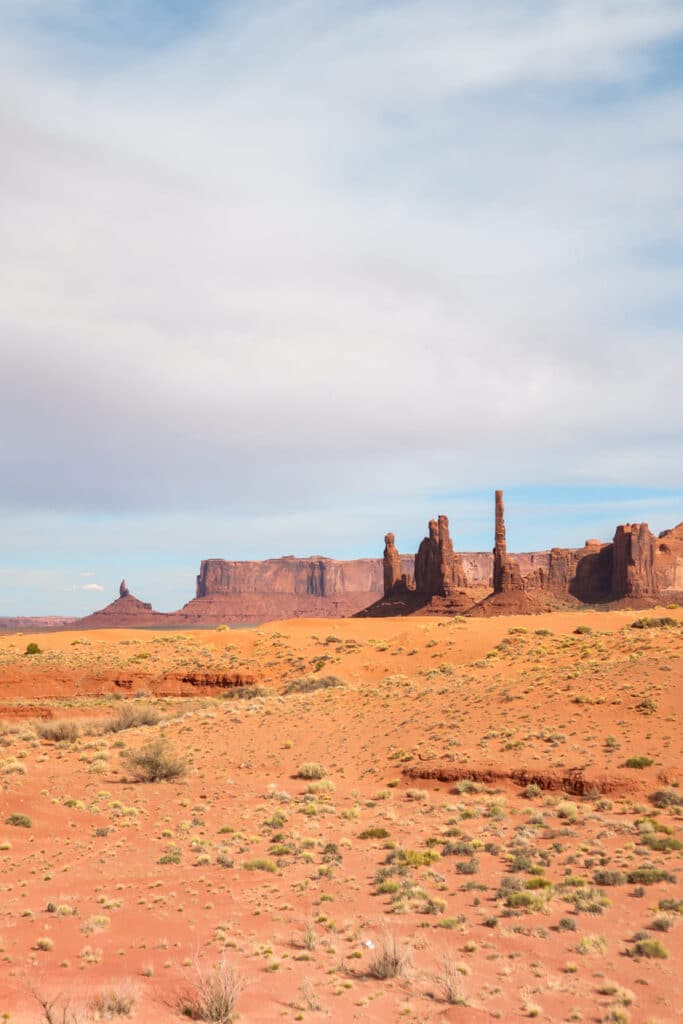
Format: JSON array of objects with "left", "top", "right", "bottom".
[
  {"left": 493, "top": 490, "right": 507, "bottom": 593},
  {"left": 383, "top": 533, "right": 402, "bottom": 595}
]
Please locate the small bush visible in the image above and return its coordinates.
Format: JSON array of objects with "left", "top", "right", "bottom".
[
  {"left": 296, "top": 762, "right": 326, "bottom": 780},
  {"left": 593, "top": 871, "right": 625, "bottom": 887},
  {"left": 630, "top": 616, "right": 677, "bottom": 629},
  {"left": 626, "top": 867, "right": 676, "bottom": 886},
  {"left": 650, "top": 789, "right": 683, "bottom": 809},
  {"left": 24, "top": 642, "right": 42, "bottom": 656},
  {"left": 122, "top": 739, "right": 186, "bottom": 783},
  {"left": 359, "top": 827, "right": 390, "bottom": 840},
  {"left": 435, "top": 949, "right": 466, "bottom": 1005},
  {"left": 178, "top": 959, "right": 243, "bottom": 1022},
  {"left": 574, "top": 625, "right": 592, "bottom": 635},
  {"left": 624, "top": 755, "right": 653, "bottom": 769},
  {"left": 243, "top": 858, "right": 277, "bottom": 872},
  {"left": 5, "top": 813, "right": 31, "bottom": 828},
  {"left": 630, "top": 938, "right": 668, "bottom": 959},
  {"left": 36, "top": 720, "right": 81, "bottom": 743},
  {"left": 284, "top": 674, "right": 344, "bottom": 694}
]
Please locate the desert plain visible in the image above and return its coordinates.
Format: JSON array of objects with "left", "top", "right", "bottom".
[{"left": 0, "top": 608, "right": 681, "bottom": 1022}]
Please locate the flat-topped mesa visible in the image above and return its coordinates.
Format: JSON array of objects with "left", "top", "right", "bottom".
[
  {"left": 383, "top": 533, "right": 403, "bottom": 595},
  {"left": 119, "top": 579, "right": 130, "bottom": 599},
  {"left": 612, "top": 522, "right": 658, "bottom": 599},
  {"left": 414, "top": 514, "right": 466, "bottom": 598},
  {"left": 492, "top": 490, "right": 507, "bottom": 593}
]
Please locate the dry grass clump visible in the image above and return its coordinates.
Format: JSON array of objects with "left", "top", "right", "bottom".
[
  {"left": 284, "top": 674, "right": 344, "bottom": 694},
  {"left": 102, "top": 704, "right": 161, "bottom": 733},
  {"left": 122, "top": 738, "right": 187, "bottom": 782},
  {"left": 35, "top": 720, "right": 81, "bottom": 743},
  {"left": 367, "top": 928, "right": 412, "bottom": 980},
  {"left": 435, "top": 949, "right": 466, "bottom": 1005},
  {"left": 177, "top": 959, "right": 244, "bottom": 1022},
  {"left": 89, "top": 982, "right": 137, "bottom": 1018}
]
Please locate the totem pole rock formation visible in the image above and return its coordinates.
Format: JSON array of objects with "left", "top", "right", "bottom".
[
  {"left": 383, "top": 533, "right": 403, "bottom": 595},
  {"left": 119, "top": 579, "right": 130, "bottom": 598},
  {"left": 492, "top": 490, "right": 507, "bottom": 593}
]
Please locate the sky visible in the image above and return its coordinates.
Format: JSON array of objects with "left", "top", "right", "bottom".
[{"left": 1, "top": 0, "right": 682, "bottom": 615}]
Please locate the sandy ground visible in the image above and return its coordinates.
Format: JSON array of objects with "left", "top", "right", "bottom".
[{"left": 0, "top": 607, "right": 681, "bottom": 1022}]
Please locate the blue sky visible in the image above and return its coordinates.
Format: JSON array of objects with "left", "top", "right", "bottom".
[{"left": 1, "top": 1, "right": 682, "bottom": 614}]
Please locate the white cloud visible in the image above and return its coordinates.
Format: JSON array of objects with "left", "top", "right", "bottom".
[
  {"left": 0, "top": 2, "right": 681, "bottom": 525},
  {"left": 75, "top": 582, "right": 104, "bottom": 591}
]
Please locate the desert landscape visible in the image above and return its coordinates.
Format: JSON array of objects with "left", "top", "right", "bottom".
[
  {"left": 1, "top": 606, "right": 681, "bottom": 1022},
  {"left": 3, "top": 3, "right": 682, "bottom": 1022}
]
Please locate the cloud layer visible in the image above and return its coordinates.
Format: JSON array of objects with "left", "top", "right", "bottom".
[{"left": 0, "top": 1, "right": 682, "bottom": 610}]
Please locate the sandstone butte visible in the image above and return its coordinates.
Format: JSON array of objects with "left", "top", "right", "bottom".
[{"left": 5, "top": 493, "right": 682, "bottom": 632}]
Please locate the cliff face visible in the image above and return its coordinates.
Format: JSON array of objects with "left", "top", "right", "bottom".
[{"left": 196, "top": 556, "right": 414, "bottom": 599}]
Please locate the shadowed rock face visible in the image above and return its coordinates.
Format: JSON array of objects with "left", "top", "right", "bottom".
[{"left": 119, "top": 579, "right": 130, "bottom": 598}]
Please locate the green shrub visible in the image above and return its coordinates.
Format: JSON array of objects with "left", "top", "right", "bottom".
[
  {"left": 593, "top": 871, "right": 625, "bottom": 887},
  {"left": 624, "top": 756, "right": 653, "bottom": 769},
  {"left": 24, "top": 642, "right": 41, "bottom": 656},
  {"left": 630, "top": 938, "right": 668, "bottom": 958},
  {"left": 630, "top": 616, "right": 677, "bottom": 629},
  {"left": 243, "top": 858, "right": 277, "bottom": 872},
  {"left": 573, "top": 625, "right": 592, "bottom": 635},
  {"left": 122, "top": 739, "right": 186, "bottom": 782},
  {"left": 359, "top": 827, "right": 390, "bottom": 840},
  {"left": 5, "top": 814, "right": 31, "bottom": 828},
  {"left": 626, "top": 867, "right": 676, "bottom": 885}
]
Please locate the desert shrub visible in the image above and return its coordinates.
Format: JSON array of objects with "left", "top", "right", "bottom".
[
  {"left": 593, "top": 871, "right": 626, "bottom": 887},
  {"left": 650, "top": 789, "right": 683, "bottom": 809},
  {"left": 284, "top": 674, "right": 344, "bottom": 694},
  {"left": 627, "top": 867, "right": 676, "bottom": 885},
  {"left": 558, "top": 917, "right": 576, "bottom": 932},
  {"left": 243, "top": 858, "right": 277, "bottom": 872},
  {"left": 367, "top": 929, "right": 412, "bottom": 979},
  {"left": 122, "top": 738, "right": 186, "bottom": 782},
  {"left": 523, "top": 783, "right": 542, "bottom": 799},
  {"left": 574, "top": 625, "right": 592, "bottom": 635},
  {"left": 24, "top": 642, "right": 41, "bottom": 655},
  {"left": 103, "top": 704, "right": 161, "bottom": 733},
  {"left": 35, "top": 937, "right": 53, "bottom": 951},
  {"left": 629, "top": 938, "right": 668, "bottom": 958},
  {"left": 640, "top": 833, "right": 682, "bottom": 852},
  {"left": 5, "top": 813, "right": 31, "bottom": 828},
  {"left": 89, "top": 982, "right": 137, "bottom": 1018},
  {"left": 630, "top": 616, "right": 677, "bottom": 629},
  {"left": 359, "top": 827, "right": 389, "bottom": 840},
  {"left": 220, "top": 686, "right": 267, "bottom": 701},
  {"left": 296, "top": 762, "right": 325, "bottom": 780},
  {"left": 178, "top": 959, "right": 243, "bottom": 1022},
  {"left": 36, "top": 720, "right": 81, "bottom": 743},
  {"left": 624, "top": 755, "right": 653, "bottom": 769}
]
